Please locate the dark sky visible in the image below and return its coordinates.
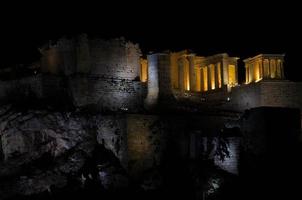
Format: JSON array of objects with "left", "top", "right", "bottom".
[{"left": 1, "top": 2, "right": 301, "bottom": 81}]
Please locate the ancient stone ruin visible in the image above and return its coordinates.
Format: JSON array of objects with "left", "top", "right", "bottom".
[{"left": 0, "top": 34, "right": 301, "bottom": 200}]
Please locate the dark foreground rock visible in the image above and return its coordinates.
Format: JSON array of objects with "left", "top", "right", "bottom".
[{"left": 0, "top": 105, "right": 130, "bottom": 200}]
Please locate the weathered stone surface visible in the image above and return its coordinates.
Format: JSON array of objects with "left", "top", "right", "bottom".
[{"left": 0, "top": 106, "right": 128, "bottom": 199}]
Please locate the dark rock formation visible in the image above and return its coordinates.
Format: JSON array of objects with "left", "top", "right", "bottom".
[{"left": 0, "top": 105, "right": 128, "bottom": 199}]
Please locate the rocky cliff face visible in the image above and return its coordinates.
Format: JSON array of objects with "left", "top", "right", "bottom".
[{"left": 0, "top": 105, "right": 129, "bottom": 199}]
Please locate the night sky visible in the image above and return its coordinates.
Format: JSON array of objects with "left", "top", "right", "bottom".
[{"left": 1, "top": 2, "right": 301, "bottom": 82}]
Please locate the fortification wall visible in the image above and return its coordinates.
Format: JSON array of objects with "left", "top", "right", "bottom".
[
  {"left": 226, "top": 81, "right": 302, "bottom": 114},
  {"left": 260, "top": 81, "right": 302, "bottom": 109},
  {"left": 69, "top": 75, "right": 146, "bottom": 112},
  {"left": 40, "top": 36, "right": 141, "bottom": 81},
  {"left": 0, "top": 73, "right": 146, "bottom": 112},
  {"left": 89, "top": 39, "right": 141, "bottom": 80},
  {"left": 226, "top": 83, "right": 261, "bottom": 112}
]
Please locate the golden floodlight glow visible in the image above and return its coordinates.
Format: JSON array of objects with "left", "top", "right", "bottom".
[
  {"left": 228, "top": 65, "right": 236, "bottom": 87},
  {"left": 195, "top": 67, "right": 201, "bottom": 92},
  {"left": 217, "top": 62, "right": 222, "bottom": 88},
  {"left": 203, "top": 67, "right": 208, "bottom": 91},
  {"left": 210, "top": 64, "right": 215, "bottom": 90},
  {"left": 140, "top": 59, "right": 148, "bottom": 82},
  {"left": 184, "top": 60, "right": 190, "bottom": 91}
]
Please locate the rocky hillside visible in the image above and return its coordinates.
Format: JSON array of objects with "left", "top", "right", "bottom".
[{"left": 0, "top": 105, "right": 130, "bottom": 200}]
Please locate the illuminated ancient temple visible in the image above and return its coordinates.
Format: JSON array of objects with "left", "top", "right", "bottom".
[
  {"left": 244, "top": 54, "right": 285, "bottom": 83},
  {"left": 141, "top": 51, "right": 239, "bottom": 97}
]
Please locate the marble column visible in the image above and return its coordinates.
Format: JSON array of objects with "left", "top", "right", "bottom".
[
  {"left": 268, "top": 59, "right": 271, "bottom": 78},
  {"left": 235, "top": 62, "right": 238, "bottom": 85},
  {"left": 222, "top": 59, "right": 229, "bottom": 85},
  {"left": 281, "top": 61, "right": 284, "bottom": 79},
  {"left": 188, "top": 55, "right": 195, "bottom": 91},
  {"left": 259, "top": 60, "right": 263, "bottom": 79},
  {"left": 245, "top": 65, "right": 249, "bottom": 83},
  {"left": 178, "top": 59, "right": 184, "bottom": 91},
  {"left": 215, "top": 63, "right": 220, "bottom": 89},
  {"left": 207, "top": 65, "right": 211, "bottom": 90},
  {"left": 249, "top": 64, "right": 253, "bottom": 82},
  {"left": 200, "top": 67, "right": 204, "bottom": 92}
]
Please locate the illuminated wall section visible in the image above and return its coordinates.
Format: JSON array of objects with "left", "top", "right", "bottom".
[
  {"left": 228, "top": 65, "right": 236, "bottom": 86},
  {"left": 210, "top": 64, "right": 215, "bottom": 90},
  {"left": 140, "top": 58, "right": 148, "bottom": 82},
  {"left": 216, "top": 62, "right": 222, "bottom": 88},
  {"left": 202, "top": 67, "right": 208, "bottom": 91},
  {"left": 195, "top": 66, "right": 201, "bottom": 92},
  {"left": 184, "top": 59, "right": 190, "bottom": 91},
  {"left": 254, "top": 62, "right": 260, "bottom": 82},
  {"left": 245, "top": 65, "right": 249, "bottom": 83}
]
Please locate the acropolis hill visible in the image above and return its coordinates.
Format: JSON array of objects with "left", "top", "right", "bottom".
[{"left": 0, "top": 34, "right": 301, "bottom": 200}]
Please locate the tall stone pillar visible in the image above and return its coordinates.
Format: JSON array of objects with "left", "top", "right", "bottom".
[
  {"left": 145, "top": 54, "right": 160, "bottom": 108},
  {"left": 245, "top": 65, "right": 249, "bottom": 83},
  {"left": 235, "top": 62, "right": 238, "bottom": 85},
  {"left": 188, "top": 55, "right": 196, "bottom": 91},
  {"left": 259, "top": 60, "right": 263, "bottom": 79},
  {"left": 200, "top": 67, "right": 204, "bottom": 92},
  {"left": 219, "top": 62, "right": 224, "bottom": 87},
  {"left": 281, "top": 61, "right": 285, "bottom": 79},
  {"left": 178, "top": 59, "right": 184, "bottom": 91},
  {"left": 207, "top": 65, "right": 211, "bottom": 91},
  {"left": 249, "top": 64, "right": 253, "bottom": 82},
  {"left": 268, "top": 59, "right": 271, "bottom": 78},
  {"left": 215, "top": 63, "right": 220, "bottom": 89},
  {"left": 222, "top": 59, "right": 229, "bottom": 85}
]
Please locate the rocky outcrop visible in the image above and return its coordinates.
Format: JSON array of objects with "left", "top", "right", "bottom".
[{"left": 0, "top": 105, "right": 128, "bottom": 199}]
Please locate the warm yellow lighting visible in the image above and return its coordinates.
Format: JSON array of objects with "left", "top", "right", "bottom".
[
  {"left": 254, "top": 62, "right": 260, "bottom": 82},
  {"left": 202, "top": 67, "right": 208, "bottom": 91},
  {"left": 270, "top": 59, "right": 276, "bottom": 78},
  {"left": 210, "top": 64, "right": 215, "bottom": 90},
  {"left": 140, "top": 58, "right": 148, "bottom": 82},
  {"left": 184, "top": 59, "right": 190, "bottom": 91},
  {"left": 255, "top": 78, "right": 263, "bottom": 83},
  {"left": 228, "top": 65, "right": 236, "bottom": 87},
  {"left": 195, "top": 67, "right": 201, "bottom": 92},
  {"left": 217, "top": 62, "right": 222, "bottom": 88}
]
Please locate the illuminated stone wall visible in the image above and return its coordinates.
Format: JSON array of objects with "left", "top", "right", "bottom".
[
  {"left": 145, "top": 53, "right": 173, "bottom": 109},
  {"left": 37, "top": 35, "right": 145, "bottom": 112},
  {"left": 89, "top": 38, "right": 141, "bottom": 80},
  {"left": 226, "top": 80, "right": 302, "bottom": 113},
  {"left": 69, "top": 75, "right": 146, "bottom": 112},
  {"left": 40, "top": 35, "right": 141, "bottom": 80},
  {"left": 0, "top": 73, "right": 146, "bottom": 112}
]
